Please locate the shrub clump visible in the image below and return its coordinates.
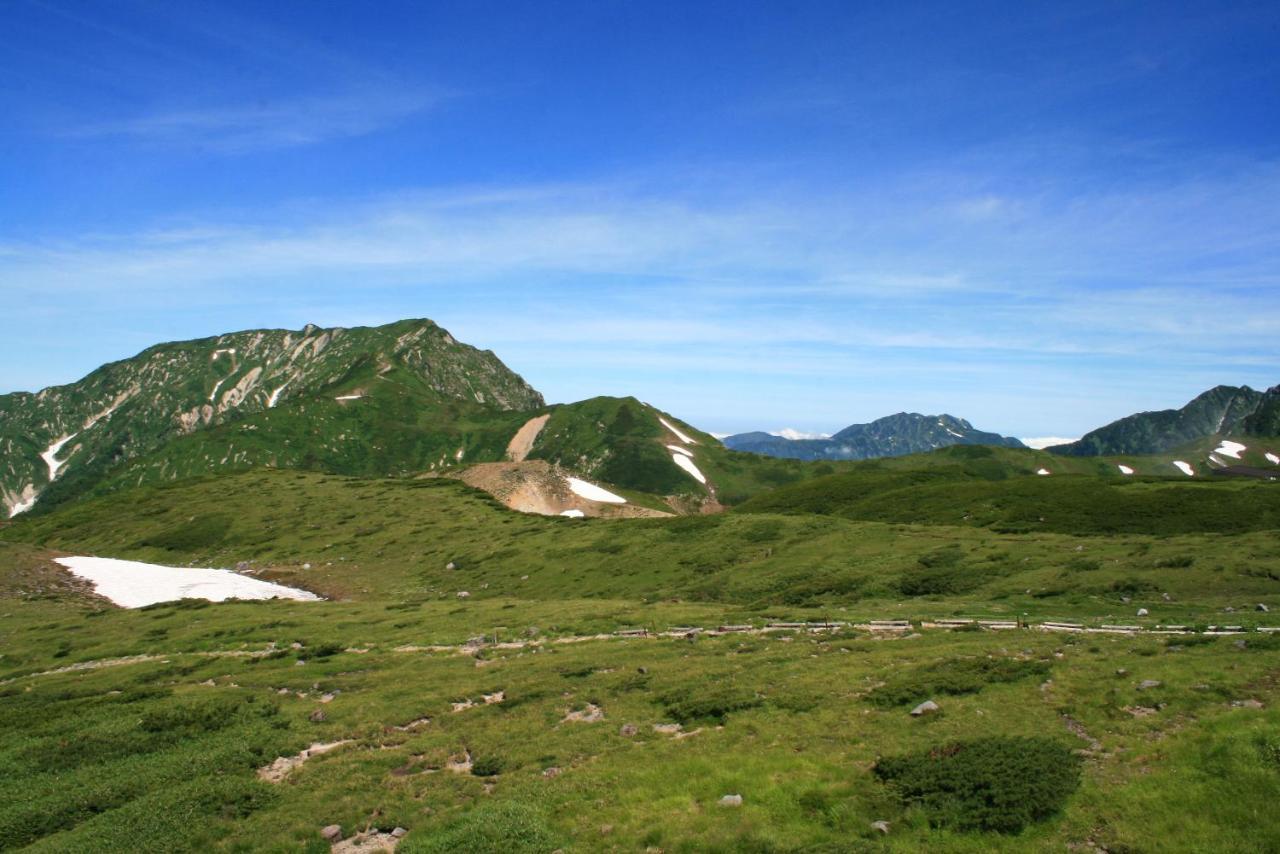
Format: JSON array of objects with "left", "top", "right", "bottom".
[
  {"left": 661, "top": 685, "right": 761, "bottom": 724},
  {"left": 873, "top": 737, "right": 1081, "bottom": 833},
  {"left": 866, "top": 657, "right": 1049, "bottom": 708},
  {"left": 399, "top": 802, "right": 557, "bottom": 854}
]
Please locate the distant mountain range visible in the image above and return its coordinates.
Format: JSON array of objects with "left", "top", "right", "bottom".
[
  {"left": 2, "top": 318, "right": 1276, "bottom": 519},
  {"left": 722, "top": 413, "right": 1024, "bottom": 461},
  {"left": 1048, "top": 385, "right": 1280, "bottom": 456}
]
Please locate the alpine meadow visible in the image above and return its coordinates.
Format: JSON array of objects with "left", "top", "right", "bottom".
[{"left": 3, "top": 3, "right": 1279, "bottom": 853}]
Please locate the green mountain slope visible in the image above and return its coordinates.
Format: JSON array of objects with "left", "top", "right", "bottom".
[
  {"left": 735, "top": 444, "right": 1280, "bottom": 535},
  {"left": 0, "top": 319, "right": 542, "bottom": 516}
]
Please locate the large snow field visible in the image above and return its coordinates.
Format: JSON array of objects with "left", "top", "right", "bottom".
[{"left": 54, "top": 556, "right": 322, "bottom": 608}]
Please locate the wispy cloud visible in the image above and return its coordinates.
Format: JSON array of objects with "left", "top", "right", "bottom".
[
  {"left": 3, "top": 155, "right": 1278, "bottom": 433},
  {"left": 61, "top": 89, "right": 446, "bottom": 153}
]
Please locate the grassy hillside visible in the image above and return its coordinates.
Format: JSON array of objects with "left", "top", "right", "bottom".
[
  {"left": 1, "top": 465, "right": 1279, "bottom": 851},
  {"left": 5, "top": 468, "right": 1279, "bottom": 620},
  {"left": 736, "top": 444, "right": 1280, "bottom": 535}
]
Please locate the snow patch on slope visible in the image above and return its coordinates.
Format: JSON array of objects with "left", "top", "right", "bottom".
[
  {"left": 672, "top": 452, "right": 707, "bottom": 484},
  {"left": 1172, "top": 460, "right": 1195, "bottom": 476},
  {"left": 53, "top": 556, "right": 322, "bottom": 608},
  {"left": 566, "top": 477, "right": 627, "bottom": 504},
  {"left": 659, "top": 416, "right": 697, "bottom": 445},
  {"left": 41, "top": 434, "right": 77, "bottom": 482},
  {"left": 1117, "top": 464, "right": 1134, "bottom": 475},
  {"left": 1021, "top": 437, "right": 1079, "bottom": 449},
  {"left": 1213, "top": 440, "right": 1246, "bottom": 460},
  {"left": 1267, "top": 452, "right": 1280, "bottom": 465},
  {"left": 667, "top": 444, "right": 694, "bottom": 457},
  {"left": 1035, "top": 468, "right": 1050, "bottom": 476}
]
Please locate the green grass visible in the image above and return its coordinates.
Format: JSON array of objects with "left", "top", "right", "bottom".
[{"left": 1, "top": 462, "right": 1279, "bottom": 851}]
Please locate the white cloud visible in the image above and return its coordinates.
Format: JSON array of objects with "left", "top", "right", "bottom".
[
  {"left": 62, "top": 89, "right": 445, "bottom": 153},
  {"left": 769, "top": 428, "right": 832, "bottom": 440},
  {"left": 1020, "top": 437, "right": 1079, "bottom": 449}
]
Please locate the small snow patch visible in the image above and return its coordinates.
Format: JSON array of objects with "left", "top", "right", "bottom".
[
  {"left": 1117, "top": 464, "right": 1134, "bottom": 475},
  {"left": 672, "top": 452, "right": 707, "bottom": 484},
  {"left": 41, "top": 434, "right": 77, "bottom": 482},
  {"left": 560, "top": 509, "right": 586, "bottom": 518},
  {"left": 567, "top": 477, "right": 627, "bottom": 504},
  {"left": 1035, "top": 468, "right": 1050, "bottom": 476},
  {"left": 1214, "top": 440, "right": 1246, "bottom": 460},
  {"left": 667, "top": 444, "right": 694, "bottom": 457},
  {"left": 659, "top": 416, "right": 697, "bottom": 444},
  {"left": 1172, "top": 460, "right": 1195, "bottom": 477},
  {"left": 334, "top": 394, "right": 364, "bottom": 401},
  {"left": 1267, "top": 452, "right": 1280, "bottom": 465}
]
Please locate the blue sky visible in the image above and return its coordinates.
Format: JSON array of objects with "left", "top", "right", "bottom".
[{"left": 3, "top": 0, "right": 1278, "bottom": 439}]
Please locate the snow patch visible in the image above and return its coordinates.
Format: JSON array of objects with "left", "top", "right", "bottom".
[
  {"left": 53, "top": 556, "right": 322, "bottom": 608},
  {"left": 1035, "top": 468, "right": 1051, "bottom": 476},
  {"left": 1266, "top": 452, "right": 1280, "bottom": 465},
  {"left": 1172, "top": 460, "right": 1195, "bottom": 477},
  {"left": 41, "top": 434, "right": 77, "bottom": 482},
  {"left": 1117, "top": 464, "right": 1134, "bottom": 475},
  {"left": 8, "top": 487, "right": 37, "bottom": 517},
  {"left": 267, "top": 379, "right": 292, "bottom": 408},
  {"left": 1021, "top": 437, "right": 1079, "bottom": 450},
  {"left": 667, "top": 444, "right": 694, "bottom": 457},
  {"left": 209, "top": 376, "right": 228, "bottom": 403},
  {"left": 566, "top": 477, "right": 627, "bottom": 504},
  {"left": 560, "top": 509, "right": 586, "bottom": 518},
  {"left": 334, "top": 394, "right": 363, "bottom": 401},
  {"left": 1214, "top": 440, "right": 1246, "bottom": 460},
  {"left": 672, "top": 452, "right": 707, "bottom": 484},
  {"left": 659, "top": 416, "right": 697, "bottom": 445}
]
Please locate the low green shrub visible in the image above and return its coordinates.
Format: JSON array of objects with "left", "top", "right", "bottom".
[
  {"left": 873, "top": 737, "right": 1081, "bottom": 833},
  {"left": 866, "top": 657, "right": 1049, "bottom": 707},
  {"left": 661, "top": 685, "right": 761, "bottom": 724},
  {"left": 470, "top": 755, "right": 505, "bottom": 777}
]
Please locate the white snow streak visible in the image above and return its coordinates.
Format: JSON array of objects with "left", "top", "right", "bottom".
[
  {"left": 1020, "top": 437, "right": 1079, "bottom": 450},
  {"left": 1117, "top": 464, "right": 1134, "bottom": 475},
  {"left": 1267, "top": 452, "right": 1280, "bottom": 465},
  {"left": 559, "top": 509, "right": 586, "bottom": 518},
  {"left": 658, "top": 416, "right": 697, "bottom": 445},
  {"left": 566, "top": 477, "right": 627, "bottom": 504},
  {"left": 1172, "top": 460, "right": 1195, "bottom": 476},
  {"left": 334, "top": 394, "right": 364, "bottom": 401},
  {"left": 53, "top": 556, "right": 321, "bottom": 608},
  {"left": 672, "top": 452, "right": 707, "bottom": 484},
  {"left": 267, "top": 379, "right": 292, "bottom": 408},
  {"left": 41, "top": 434, "right": 77, "bottom": 482},
  {"left": 667, "top": 444, "right": 694, "bottom": 457}
]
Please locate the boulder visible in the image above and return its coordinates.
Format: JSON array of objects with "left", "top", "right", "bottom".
[
  {"left": 1136, "top": 608, "right": 1149, "bottom": 617},
  {"left": 620, "top": 724, "right": 638, "bottom": 737},
  {"left": 1257, "top": 603, "right": 1269, "bottom": 613},
  {"left": 320, "top": 825, "right": 343, "bottom": 842},
  {"left": 1137, "top": 680, "right": 1162, "bottom": 690},
  {"left": 446, "top": 561, "right": 458, "bottom": 570},
  {"left": 309, "top": 709, "right": 327, "bottom": 723},
  {"left": 719, "top": 794, "right": 743, "bottom": 807},
  {"left": 910, "top": 700, "right": 940, "bottom": 716},
  {"left": 392, "top": 827, "right": 408, "bottom": 838},
  {"left": 871, "top": 820, "right": 891, "bottom": 834}
]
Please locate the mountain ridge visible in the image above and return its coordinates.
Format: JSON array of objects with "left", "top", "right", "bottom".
[
  {"left": 723, "top": 412, "right": 1024, "bottom": 461},
  {"left": 1048, "top": 384, "right": 1280, "bottom": 457},
  {"left": 0, "top": 319, "right": 542, "bottom": 517}
]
